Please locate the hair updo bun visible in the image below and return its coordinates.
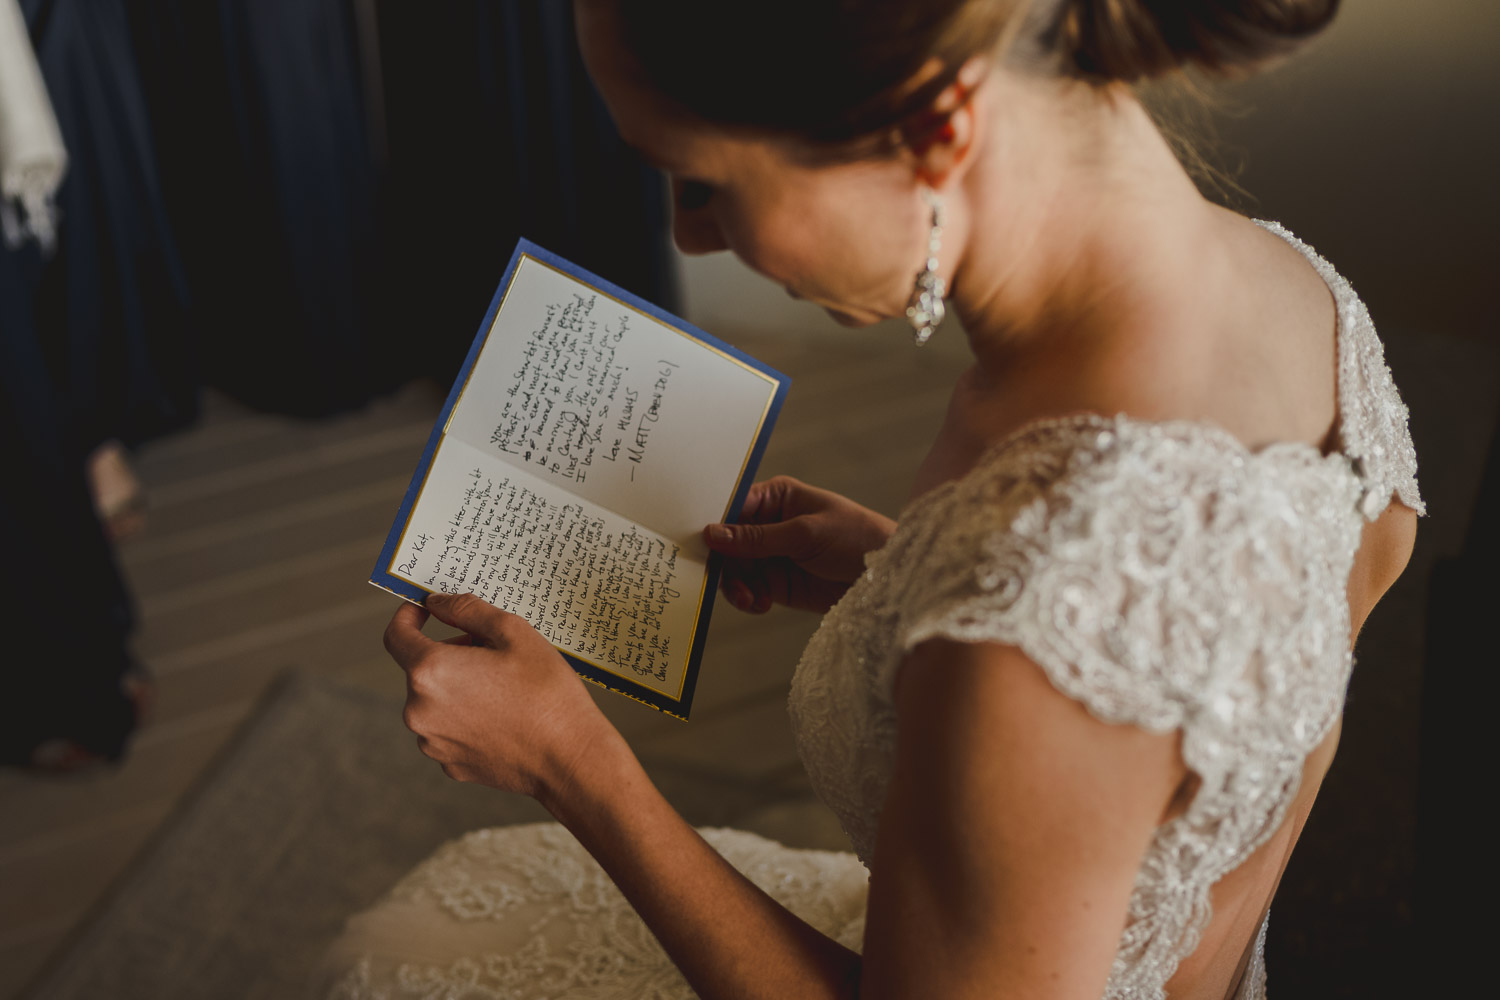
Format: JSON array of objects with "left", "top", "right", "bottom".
[
  {"left": 601, "top": 0, "right": 1339, "bottom": 154},
  {"left": 610, "top": 0, "right": 1015, "bottom": 150},
  {"left": 1053, "top": 0, "right": 1340, "bottom": 81}
]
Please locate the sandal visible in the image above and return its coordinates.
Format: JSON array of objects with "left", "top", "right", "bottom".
[{"left": 7, "top": 667, "right": 153, "bottom": 774}]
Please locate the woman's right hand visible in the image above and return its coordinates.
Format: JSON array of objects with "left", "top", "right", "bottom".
[{"left": 703, "top": 476, "right": 896, "bottom": 614}]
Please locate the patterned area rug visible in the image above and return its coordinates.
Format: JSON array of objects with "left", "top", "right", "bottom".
[
  {"left": 22, "top": 672, "right": 832, "bottom": 1000},
  {"left": 24, "top": 673, "right": 552, "bottom": 1000}
]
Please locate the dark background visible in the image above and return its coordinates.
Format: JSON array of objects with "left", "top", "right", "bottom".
[{"left": 1195, "top": 3, "right": 1497, "bottom": 993}]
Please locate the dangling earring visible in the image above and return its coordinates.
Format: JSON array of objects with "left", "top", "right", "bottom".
[{"left": 906, "top": 185, "right": 946, "bottom": 346}]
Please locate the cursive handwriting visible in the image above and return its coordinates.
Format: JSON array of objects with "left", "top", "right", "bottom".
[
  {"left": 396, "top": 532, "right": 431, "bottom": 576},
  {"left": 489, "top": 294, "right": 682, "bottom": 488},
  {"left": 412, "top": 469, "right": 684, "bottom": 682}
]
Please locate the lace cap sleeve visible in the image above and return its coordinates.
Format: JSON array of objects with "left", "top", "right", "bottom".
[
  {"left": 891, "top": 417, "right": 1362, "bottom": 743},
  {"left": 1255, "top": 220, "right": 1426, "bottom": 519}
]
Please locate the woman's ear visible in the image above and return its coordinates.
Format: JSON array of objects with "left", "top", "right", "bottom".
[{"left": 900, "top": 58, "right": 987, "bottom": 187}]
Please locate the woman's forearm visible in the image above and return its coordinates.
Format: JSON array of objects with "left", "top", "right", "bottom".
[{"left": 538, "top": 727, "right": 862, "bottom": 1000}]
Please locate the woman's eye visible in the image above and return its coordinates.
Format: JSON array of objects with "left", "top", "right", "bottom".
[{"left": 674, "top": 180, "right": 714, "bottom": 211}]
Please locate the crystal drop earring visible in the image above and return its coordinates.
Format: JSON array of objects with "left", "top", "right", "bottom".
[{"left": 905, "top": 185, "right": 947, "bottom": 346}]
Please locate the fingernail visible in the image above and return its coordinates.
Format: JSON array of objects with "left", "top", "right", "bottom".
[{"left": 706, "top": 524, "right": 731, "bottom": 543}]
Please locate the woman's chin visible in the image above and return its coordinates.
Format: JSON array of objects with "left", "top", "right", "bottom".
[{"left": 823, "top": 307, "right": 876, "bottom": 327}]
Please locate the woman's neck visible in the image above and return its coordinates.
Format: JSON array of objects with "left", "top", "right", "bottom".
[{"left": 947, "top": 74, "right": 1235, "bottom": 393}]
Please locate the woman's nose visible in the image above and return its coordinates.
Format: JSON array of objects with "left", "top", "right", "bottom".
[{"left": 670, "top": 181, "right": 728, "bottom": 256}]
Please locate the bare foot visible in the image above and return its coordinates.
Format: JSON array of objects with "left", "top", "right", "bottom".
[{"left": 86, "top": 440, "right": 147, "bottom": 542}]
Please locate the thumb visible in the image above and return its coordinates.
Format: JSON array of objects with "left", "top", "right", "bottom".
[
  {"left": 703, "top": 519, "right": 816, "bottom": 560},
  {"left": 424, "top": 592, "right": 507, "bottom": 643}
]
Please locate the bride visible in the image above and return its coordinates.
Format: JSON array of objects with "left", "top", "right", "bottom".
[{"left": 320, "top": 1, "right": 1423, "bottom": 997}]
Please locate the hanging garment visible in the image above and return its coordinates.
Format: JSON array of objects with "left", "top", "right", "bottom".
[
  {"left": 16, "top": 0, "right": 196, "bottom": 454},
  {"left": 0, "top": 0, "right": 67, "bottom": 251},
  {"left": 0, "top": 0, "right": 193, "bottom": 763},
  {"left": 126, "top": 0, "right": 383, "bottom": 416},
  {"left": 369, "top": 0, "right": 674, "bottom": 382},
  {"left": 126, "top": 0, "right": 672, "bottom": 415}
]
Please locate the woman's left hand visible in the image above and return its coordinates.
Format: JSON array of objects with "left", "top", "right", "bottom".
[{"left": 383, "top": 592, "right": 615, "bottom": 798}]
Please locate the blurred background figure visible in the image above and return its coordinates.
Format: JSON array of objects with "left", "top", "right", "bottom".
[
  {"left": 0, "top": 0, "right": 671, "bottom": 767},
  {"left": 1, "top": 0, "right": 192, "bottom": 768}
]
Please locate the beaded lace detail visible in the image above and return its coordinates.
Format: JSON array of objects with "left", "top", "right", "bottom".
[
  {"left": 320, "top": 824, "right": 868, "bottom": 999},
  {"left": 787, "top": 223, "right": 1424, "bottom": 999},
  {"left": 1255, "top": 221, "right": 1424, "bottom": 520}
]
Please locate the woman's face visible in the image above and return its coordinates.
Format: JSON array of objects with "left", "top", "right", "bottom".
[{"left": 577, "top": 6, "right": 933, "bottom": 327}]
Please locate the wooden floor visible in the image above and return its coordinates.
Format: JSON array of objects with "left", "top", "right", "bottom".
[{"left": 0, "top": 314, "right": 972, "bottom": 998}]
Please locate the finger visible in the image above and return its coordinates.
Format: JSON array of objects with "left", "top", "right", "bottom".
[
  {"left": 384, "top": 602, "right": 435, "bottom": 667},
  {"left": 737, "top": 476, "right": 799, "bottom": 523},
  {"left": 733, "top": 580, "right": 758, "bottom": 611},
  {"left": 746, "top": 572, "right": 773, "bottom": 614},
  {"left": 704, "top": 517, "right": 818, "bottom": 560},
  {"left": 750, "top": 587, "right": 775, "bottom": 614},
  {"left": 424, "top": 592, "right": 509, "bottom": 645},
  {"left": 746, "top": 559, "right": 789, "bottom": 615},
  {"left": 718, "top": 561, "right": 755, "bottom": 611},
  {"left": 440, "top": 633, "right": 491, "bottom": 649},
  {"left": 736, "top": 480, "right": 775, "bottom": 522},
  {"left": 721, "top": 556, "right": 773, "bottom": 611}
]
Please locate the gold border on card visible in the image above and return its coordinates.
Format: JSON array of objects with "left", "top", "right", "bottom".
[
  {"left": 384, "top": 252, "right": 781, "bottom": 707},
  {"left": 382, "top": 434, "right": 455, "bottom": 588}
]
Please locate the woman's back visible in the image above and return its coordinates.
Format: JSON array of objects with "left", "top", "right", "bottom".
[{"left": 1171, "top": 497, "right": 1415, "bottom": 998}]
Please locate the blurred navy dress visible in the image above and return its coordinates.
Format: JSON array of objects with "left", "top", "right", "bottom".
[
  {"left": 125, "top": 0, "right": 674, "bottom": 413},
  {"left": 0, "top": 0, "right": 193, "bottom": 762},
  {"left": 2, "top": 0, "right": 669, "bottom": 761}
]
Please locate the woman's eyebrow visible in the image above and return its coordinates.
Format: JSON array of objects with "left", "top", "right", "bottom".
[
  {"left": 619, "top": 133, "right": 693, "bottom": 174},
  {"left": 637, "top": 150, "right": 669, "bottom": 170},
  {"left": 630, "top": 144, "right": 675, "bottom": 172},
  {"left": 613, "top": 131, "right": 667, "bottom": 169}
]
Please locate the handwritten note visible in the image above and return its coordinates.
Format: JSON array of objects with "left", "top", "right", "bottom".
[
  {"left": 374, "top": 243, "right": 787, "bottom": 717},
  {"left": 445, "top": 256, "right": 776, "bottom": 542},
  {"left": 396, "top": 439, "right": 703, "bottom": 692},
  {"left": 485, "top": 292, "right": 684, "bottom": 488}
]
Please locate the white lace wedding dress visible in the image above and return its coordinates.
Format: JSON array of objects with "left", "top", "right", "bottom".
[{"left": 316, "top": 223, "right": 1424, "bottom": 1000}]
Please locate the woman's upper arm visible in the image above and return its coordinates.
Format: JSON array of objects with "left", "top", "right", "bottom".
[{"left": 860, "top": 637, "right": 1187, "bottom": 1000}]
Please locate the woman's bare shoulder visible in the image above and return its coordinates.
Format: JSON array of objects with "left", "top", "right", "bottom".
[{"left": 933, "top": 210, "right": 1344, "bottom": 476}]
